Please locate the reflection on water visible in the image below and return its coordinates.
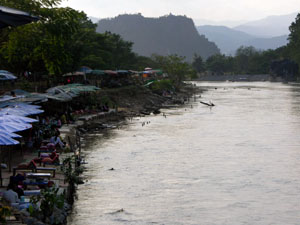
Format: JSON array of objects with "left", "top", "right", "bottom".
[{"left": 68, "top": 82, "right": 300, "bottom": 225}]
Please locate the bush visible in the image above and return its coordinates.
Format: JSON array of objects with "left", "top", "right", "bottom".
[{"left": 150, "top": 79, "right": 174, "bottom": 93}]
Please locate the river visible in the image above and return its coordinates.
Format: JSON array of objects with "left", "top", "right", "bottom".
[{"left": 68, "top": 82, "right": 300, "bottom": 225}]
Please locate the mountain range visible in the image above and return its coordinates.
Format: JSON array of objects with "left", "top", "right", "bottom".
[
  {"left": 234, "top": 12, "right": 298, "bottom": 37},
  {"left": 197, "top": 25, "right": 288, "bottom": 55},
  {"left": 96, "top": 14, "right": 220, "bottom": 61},
  {"left": 197, "top": 12, "right": 298, "bottom": 55},
  {"left": 95, "top": 12, "right": 298, "bottom": 59}
]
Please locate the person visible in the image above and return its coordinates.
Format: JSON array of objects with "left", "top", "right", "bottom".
[
  {"left": 3, "top": 183, "right": 20, "bottom": 204},
  {"left": 10, "top": 91, "right": 16, "bottom": 97},
  {"left": 60, "top": 114, "right": 67, "bottom": 124},
  {"left": 50, "top": 132, "right": 65, "bottom": 149}
]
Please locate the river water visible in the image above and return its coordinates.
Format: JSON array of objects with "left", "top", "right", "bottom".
[{"left": 68, "top": 82, "right": 300, "bottom": 225}]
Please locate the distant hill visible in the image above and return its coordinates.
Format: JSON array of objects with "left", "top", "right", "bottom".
[
  {"left": 96, "top": 14, "right": 220, "bottom": 61},
  {"left": 245, "top": 35, "right": 288, "bottom": 50},
  {"left": 193, "top": 18, "right": 248, "bottom": 27},
  {"left": 89, "top": 16, "right": 100, "bottom": 24},
  {"left": 197, "top": 25, "right": 289, "bottom": 55},
  {"left": 234, "top": 12, "right": 298, "bottom": 37}
]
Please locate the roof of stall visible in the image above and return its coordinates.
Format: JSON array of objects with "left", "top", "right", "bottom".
[
  {"left": 45, "top": 84, "right": 100, "bottom": 102},
  {"left": 104, "top": 70, "right": 118, "bottom": 75},
  {"left": 62, "top": 71, "right": 85, "bottom": 77},
  {"left": 0, "top": 5, "right": 39, "bottom": 29},
  {"left": 87, "top": 70, "right": 105, "bottom": 75}
]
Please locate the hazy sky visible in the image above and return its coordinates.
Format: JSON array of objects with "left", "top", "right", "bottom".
[{"left": 60, "top": 0, "right": 299, "bottom": 25}]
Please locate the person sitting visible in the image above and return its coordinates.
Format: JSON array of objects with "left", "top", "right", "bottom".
[
  {"left": 3, "top": 183, "right": 20, "bottom": 204},
  {"left": 50, "top": 132, "right": 65, "bottom": 149}
]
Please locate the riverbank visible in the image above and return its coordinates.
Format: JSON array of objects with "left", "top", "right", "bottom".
[
  {"left": 0, "top": 82, "right": 200, "bottom": 224},
  {"left": 63, "top": 83, "right": 200, "bottom": 138}
]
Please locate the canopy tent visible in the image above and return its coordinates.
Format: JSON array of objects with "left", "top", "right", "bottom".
[
  {"left": 0, "top": 71, "right": 17, "bottom": 80},
  {"left": 0, "top": 130, "right": 21, "bottom": 138},
  {"left": 78, "top": 66, "right": 92, "bottom": 74},
  {"left": 0, "top": 114, "right": 38, "bottom": 124},
  {"left": 0, "top": 134, "right": 20, "bottom": 186},
  {"left": 43, "top": 93, "right": 72, "bottom": 102},
  {"left": 0, "top": 121, "right": 32, "bottom": 133},
  {"left": 0, "top": 6, "right": 38, "bottom": 29},
  {"left": 0, "top": 134, "right": 19, "bottom": 146},
  {"left": 0, "top": 101, "right": 41, "bottom": 109},
  {"left": 46, "top": 84, "right": 100, "bottom": 101},
  {"left": 104, "top": 70, "right": 118, "bottom": 75},
  {"left": 0, "top": 106, "right": 44, "bottom": 116},
  {"left": 0, "top": 95, "right": 17, "bottom": 103},
  {"left": 0, "top": 136, "right": 19, "bottom": 185},
  {"left": 116, "top": 70, "right": 129, "bottom": 74},
  {"left": 87, "top": 70, "right": 105, "bottom": 75},
  {"left": 15, "top": 92, "right": 48, "bottom": 104}
]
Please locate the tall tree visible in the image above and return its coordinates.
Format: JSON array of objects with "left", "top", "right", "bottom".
[
  {"left": 288, "top": 13, "right": 300, "bottom": 69},
  {"left": 192, "top": 54, "right": 205, "bottom": 73},
  {"left": 152, "top": 54, "right": 195, "bottom": 88},
  {"left": 0, "top": 0, "right": 95, "bottom": 76}
]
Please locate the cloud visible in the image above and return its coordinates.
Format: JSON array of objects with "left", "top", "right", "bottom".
[{"left": 60, "top": 0, "right": 300, "bottom": 22}]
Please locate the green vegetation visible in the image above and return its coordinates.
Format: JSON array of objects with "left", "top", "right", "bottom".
[
  {"left": 152, "top": 54, "right": 196, "bottom": 88},
  {"left": 150, "top": 79, "right": 174, "bottom": 94},
  {"left": 29, "top": 187, "right": 65, "bottom": 222},
  {"left": 288, "top": 14, "right": 300, "bottom": 68},
  {"left": 0, "top": 0, "right": 145, "bottom": 77}
]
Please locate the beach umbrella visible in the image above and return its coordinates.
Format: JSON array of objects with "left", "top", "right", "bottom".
[
  {"left": 0, "top": 135, "right": 19, "bottom": 185},
  {"left": 0, "top": 72, "right": 17, "bottom": 80},
  {"left": 1, "top": 102, "right": 42, "bottom": 109},
  {"left": 0, "top": 121, "right": 32, "bottom": 133},
  {"left": 0, "top": 134, "right": 19, "bottom": 146},
  {"left": 0, "top": 6, "right": 39, "bottom": 29},
  {"left": 0, "top": 114, "right": 38, "bottom": 123},
  {"left": 0, "top": 130, "right": 21, "bottom": 138},
  {"left": 0, "top": 106, "right": 44, "bottom": 116}
]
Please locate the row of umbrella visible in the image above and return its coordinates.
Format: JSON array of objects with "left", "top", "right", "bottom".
[
  {"left": 46, "top": 83, "right": 100, "bottom": 102},
  {"left": 0, "top": 103, "right": 42, "bottom": 145},
  {"left": 0, "top": 5, "right": 39, "bottom": 180}
]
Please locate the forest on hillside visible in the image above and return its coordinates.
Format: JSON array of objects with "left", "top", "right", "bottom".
[{"left": 97, "top": 14, "right": 220, "bottom": 62}]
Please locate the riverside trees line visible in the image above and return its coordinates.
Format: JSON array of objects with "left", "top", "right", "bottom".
[
  {"left": 0, "top": 0, "right": 195, "bottom": 86},
  {"left": 0, "top": 0, "right": 300, "bottom": 81}
]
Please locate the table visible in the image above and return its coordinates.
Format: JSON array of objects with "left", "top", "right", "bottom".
[{"left": 25, "top": 172, "right": 51, "bottom": 179}]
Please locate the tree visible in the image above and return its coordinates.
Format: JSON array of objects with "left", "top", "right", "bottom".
[
  {"left": 234, "top": 46, "right": 258, "bottom": 74},
  {"left": 0, "top": 0, "right": 100, "bottom": 76},
  {"left": 206, "top": 54, "right": 228, "bottom": 74},
  {"left": 152, "top": 54, "right": 195, "bottom": 88},
  {"left": 192, "top": 54, "right": 205, "bottom": 73},
  {"left": 288, "top": 13, "right": 300, "bottom": 73}
]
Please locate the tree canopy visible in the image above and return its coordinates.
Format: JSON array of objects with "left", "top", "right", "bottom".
[{"left": 0, "top": 0, "right": 141, "bottom": 78}]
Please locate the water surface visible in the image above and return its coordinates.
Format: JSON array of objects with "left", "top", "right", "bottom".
[{"left": 68, "top": 82, "right": 300, "bottom": 225}]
